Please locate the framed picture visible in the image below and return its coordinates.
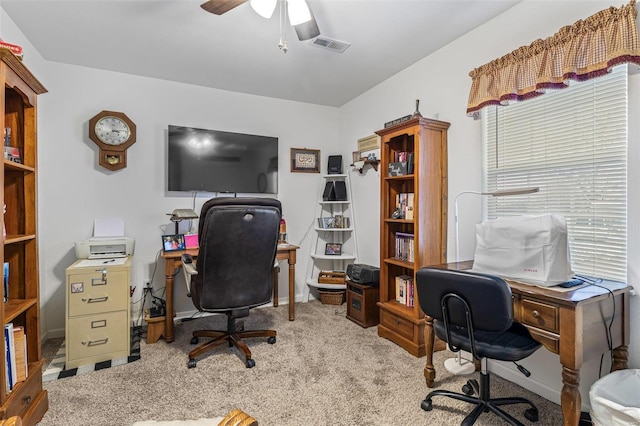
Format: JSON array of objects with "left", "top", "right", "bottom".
[
  {"left": 291, "top": 148, "right": 320, "bottom": 173},
  {"left": 162, "top": 234, "right": 186, "bottom": 252},
  {"left": 352, "top": 151, "right": 362, "bottom": 163},
  {"left": 325, "top": 243, "right": 342, "bottom": 256}
]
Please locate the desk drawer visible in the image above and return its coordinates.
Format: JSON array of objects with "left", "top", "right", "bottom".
[
  {"left": 380, "top": 309, "right": 415, "bottom": 341},
  {"left": 520, "top": 298, "right": 558, "bottom": 333}
]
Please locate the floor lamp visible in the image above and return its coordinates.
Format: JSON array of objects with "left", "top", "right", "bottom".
[{"left": 445, "top": 186, "right": 540, "bottom": 375}]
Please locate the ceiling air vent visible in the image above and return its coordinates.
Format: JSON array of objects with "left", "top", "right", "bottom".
[{"left": 312, "top": 36, "right": 351, "bottom": 53}]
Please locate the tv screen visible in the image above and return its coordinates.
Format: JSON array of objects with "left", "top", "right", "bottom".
[{"left": 167, "top": 125, "right": 278, "bottom": 194}]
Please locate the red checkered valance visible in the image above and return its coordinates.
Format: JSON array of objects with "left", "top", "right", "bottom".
[{"left": 466, "top": 0, "right": 640, "bottom": 118}]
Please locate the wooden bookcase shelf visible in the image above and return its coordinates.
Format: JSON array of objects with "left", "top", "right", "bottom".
[
  {"left": 375, "top": 117, "right": 449, "bottom": 357},
  {"left": 0, "top": 48, "right": 48, "bottom": 424}
]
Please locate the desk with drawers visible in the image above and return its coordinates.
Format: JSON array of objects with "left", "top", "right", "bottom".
[{"left": 424, "top": 261, "right": 632, "bottom": 426}]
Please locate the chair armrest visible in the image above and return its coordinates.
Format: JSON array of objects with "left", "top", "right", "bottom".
[{"left": 181, "top": 254, "right": 198, "bottom": 296}]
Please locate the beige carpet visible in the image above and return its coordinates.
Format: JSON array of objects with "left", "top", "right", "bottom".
[{"left": 39, "top": 300, "right": 564, "bottom": 425}]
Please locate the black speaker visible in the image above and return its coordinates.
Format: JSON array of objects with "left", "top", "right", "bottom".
[
  {"left": 323, "top": 182, "right": 336, "bottom": 201},
  {"left": 333, "top": 181, "right": 347, "bottom": 201},
  {"left": 328, "top": 155, "right": 343, "bottom": 174}
]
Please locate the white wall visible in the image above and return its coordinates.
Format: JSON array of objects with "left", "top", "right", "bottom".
[
  {"left": 3, "top": 0, "right": 638, "bottom": 412},
  {"left": 339, "top": 0, "right": 640, "bottom": 411},
  {"left": 1, "top": 8, "right": 343, "bottom": 338}
]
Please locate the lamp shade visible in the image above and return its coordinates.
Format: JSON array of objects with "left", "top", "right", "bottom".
[
  {"left": 287, "top": 0, "right": 312, "bottom": 25},
  {"left": 250, "top": 0, "right": 277, "bottom": 18}
]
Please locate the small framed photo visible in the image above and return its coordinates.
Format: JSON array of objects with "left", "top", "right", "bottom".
[
  {"left": 291, "top": 148, "right": 320, "bottom": 173},
  {"left": 162, "top": 234, "right": 186, "bottom": 252},
  {"left": 325, "top": 243, "right": 342, "bottom": 256},
  {"left": 352, "top": 151, "right": 362, "bottom": 163}
]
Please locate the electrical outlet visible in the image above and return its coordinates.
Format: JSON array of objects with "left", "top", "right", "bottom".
[{"left": 145, "top": 280, "right": 152, "bottom": 289}]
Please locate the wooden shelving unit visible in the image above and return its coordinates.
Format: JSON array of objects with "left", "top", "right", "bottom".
[
  {"left": 0, "top": 49, "right": 48, "bottom": 424},
  {"left": 376, "top": 117, "right": 449, "bottom": 357}
]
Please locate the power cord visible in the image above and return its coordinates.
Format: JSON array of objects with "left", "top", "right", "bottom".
[{"left": 574, "top": 274, "right": 616, "bottom": 377}]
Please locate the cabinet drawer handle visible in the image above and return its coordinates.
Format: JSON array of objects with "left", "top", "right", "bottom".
[
  {"left": 82, "top": 338, "right": 109, "bottom": 346},
  {"left": 531, "top": 310, "right": 540, "bottom": 318},
  {"left": 81, "top": 296, "right": 109, "bottom": 303}
]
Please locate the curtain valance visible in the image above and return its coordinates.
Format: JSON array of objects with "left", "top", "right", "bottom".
[{"left": 466, "top": 0, "right": 640, "bottom": 118}]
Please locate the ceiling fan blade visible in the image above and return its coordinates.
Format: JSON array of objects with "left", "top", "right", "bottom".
[{"left": 200, "top": 0, "right": 248, "bottom": 15}]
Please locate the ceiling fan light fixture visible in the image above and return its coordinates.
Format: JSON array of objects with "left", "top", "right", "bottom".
[
  {"left": 250, "top": 0, "right": 277, "bottom": 18},
  {"left": 287, "top": 0, "right": 312, "bottom": 25},
  {"left": 294, "top": 18, "right": 320, "bottom": 41}
]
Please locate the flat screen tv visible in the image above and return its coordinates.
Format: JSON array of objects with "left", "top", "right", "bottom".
[{"left": 168, "top": 125, "right": 278, "bottom": 194}]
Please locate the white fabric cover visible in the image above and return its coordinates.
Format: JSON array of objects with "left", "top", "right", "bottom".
[{"left": 472, "top": 213, "right": 573, "bottom": 286}]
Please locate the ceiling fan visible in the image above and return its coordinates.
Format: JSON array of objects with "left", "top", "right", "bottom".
[{"left": 200, "top": 0, "right": 320, "bottom": 52}]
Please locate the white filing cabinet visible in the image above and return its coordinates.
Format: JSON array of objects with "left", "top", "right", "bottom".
[{"left": 65, "top": 257, "right": 131, "bottom": 369}]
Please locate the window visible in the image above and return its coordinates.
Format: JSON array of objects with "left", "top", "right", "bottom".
[{"left": 482, "top": 65, "right": 627, "bottom": 281}]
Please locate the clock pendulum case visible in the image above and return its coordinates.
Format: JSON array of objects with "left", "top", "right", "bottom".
[{"left": 88, "top": 110, "right": 137, "bottom": 171}]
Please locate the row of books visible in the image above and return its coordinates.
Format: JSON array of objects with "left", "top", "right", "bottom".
[
  {"left": 395, "top": 275, "right": 415, "bottom": 308},
  {"left": 395, "top": 193, "right": 414, "bottom": 220},
  {"left": 4, "top": 323, "right": 28, "bottom": 393},
  {"left": 395, "top": 232, "right": 415, "bottom": 262},
  {"left": 317, "top": 215, "right": 351, "bottom": 229}
]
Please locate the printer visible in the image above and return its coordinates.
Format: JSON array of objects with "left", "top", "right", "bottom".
[{"left": 75, "top": 237, "right": 135, "bottom": 259}]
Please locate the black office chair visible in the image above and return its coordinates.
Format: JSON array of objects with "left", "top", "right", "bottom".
[
  {"left": 181, "top": 197, "right": 281, "bottom": 369},
  {"left": 415, "top": 267, "right": 542, "bottom": 426}
]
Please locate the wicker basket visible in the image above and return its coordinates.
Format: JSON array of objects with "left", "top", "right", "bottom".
[{"left": 318, "top": 289, "right": 346, "bottom": 305}]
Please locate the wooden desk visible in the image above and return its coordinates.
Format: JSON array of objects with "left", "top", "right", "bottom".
[
  {"left": 160, "top": 244, "right": 299, "bottom": 343},
  {"left": 424, "top": 261, "right": 632, "bottom": 426}
]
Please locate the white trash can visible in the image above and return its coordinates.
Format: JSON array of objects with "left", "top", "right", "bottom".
[{"left": 589, "top": 369, "right": 640, "bottom": 425}]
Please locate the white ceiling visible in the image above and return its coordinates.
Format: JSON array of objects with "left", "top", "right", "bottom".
[{"left": 2, "top": 0, "right": 521, "bottom": 107}]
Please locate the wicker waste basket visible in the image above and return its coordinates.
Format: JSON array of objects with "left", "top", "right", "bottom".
[{"left": 318, "top": 288, "right": 346, "bottom": 305}]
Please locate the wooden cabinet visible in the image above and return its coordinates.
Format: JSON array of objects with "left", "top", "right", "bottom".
[
  {"left": 376, "top": 117, "right": 449, "bottom": 357},
  {"left": 0, "top": 49, "right": 48, "bottom": 424},
  {"left": 65, "top": 258, "right": 131, "bottom": 369}
]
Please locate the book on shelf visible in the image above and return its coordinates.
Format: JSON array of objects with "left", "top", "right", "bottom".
[
  {"left": 394, "top": 275, "right": 414, "bottom": 308},
  {"left": 395, "top": 275, "right": 413, "bottom": 305},
  {"left": 12, "top": 326, "right": 27, "bottom": 383},
  {"left": 4, "top": 323, "right": 16, "bottom": 392},
  {"left": 394, "top": 193, "right": 415, "bottom": 220},
  {"left": 395, "top": 232, "right": 415, "bottom": 262},
  {"left": 3, "top": 262, "right": 8, "bottom": 302}
]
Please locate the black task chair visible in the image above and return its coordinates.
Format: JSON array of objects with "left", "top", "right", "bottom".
[
  {"left": 181, "top": 197, "right": 281, "bottom": 369},
  {"left": 415, "top": 267, "right": 542, "bottom": 426}
]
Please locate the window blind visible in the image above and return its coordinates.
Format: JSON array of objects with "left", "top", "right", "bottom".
[{"left": 482, "top": 65, "right": 627, "bottom": 281}]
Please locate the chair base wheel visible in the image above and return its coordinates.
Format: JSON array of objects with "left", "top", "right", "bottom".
[
  {"left": 524, "top": 407, "right": 539, "bottom": 422},
  {"left": 267, "top": 336, "right": 276, "bottom": 344},
  {"left": 246, "top": 358, "right": 255, "bottom": 368},
  {"left": 462, "top": 379, "right": 479, "bottom": 396},
  {"left": 190, "top": 336, "right": 199, "bottom": 345},
  {"left": 187, "top": 359, "right": 197, "bottom": 368},
  {"left": 421, "top": 398, "right": 433, "bottom": 411}
]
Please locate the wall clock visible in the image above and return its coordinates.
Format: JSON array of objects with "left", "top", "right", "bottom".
[{"left": 88, "top": 110, "right": 137, "bottom": 171}]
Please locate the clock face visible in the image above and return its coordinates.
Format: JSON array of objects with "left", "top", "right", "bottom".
[{"left": 94, "top": 116, "right": 131, "bottom": 145}]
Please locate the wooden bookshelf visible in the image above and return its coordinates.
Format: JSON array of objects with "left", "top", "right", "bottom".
[
  {"left": 376, "top": 117, "right": 449, "bottom": 357},
  {"left": 0, "top": 49, "right": 48, "bottom": 424}
]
